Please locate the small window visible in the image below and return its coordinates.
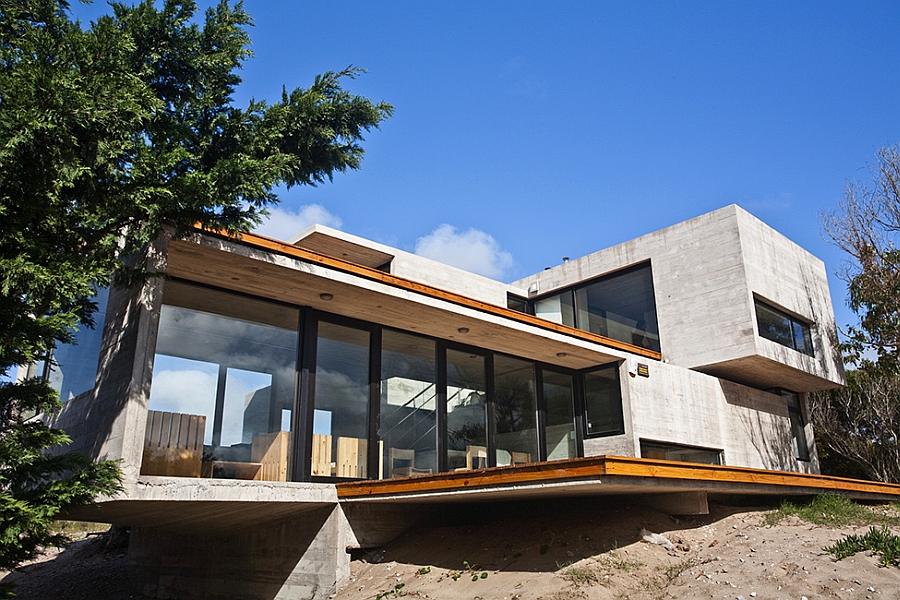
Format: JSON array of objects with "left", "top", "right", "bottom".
[
  {"left": 507, "top": 294, "right": 530, "bottom": 314},
  {"left": 640, "top": 440, "right": 722, "bottom": 465},
  {"left": 754, "top": 298, "right": 813, "bottom": 356}
]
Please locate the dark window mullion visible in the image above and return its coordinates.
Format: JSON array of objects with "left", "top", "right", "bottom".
[
  {"left": 436, "top": 340, "right": 448, "bottom": 473},
  {"left": 368, "top": 327, "right": 382, "bottom": 480},
  {"left": 485, "top": 353, "right": 496, "bottom": 468},
  {"left": 294, "top": 309, "right": 318, "bottom": 482},
  {"left": 534, "top": 366, "right": 548, "bottom": 462}
]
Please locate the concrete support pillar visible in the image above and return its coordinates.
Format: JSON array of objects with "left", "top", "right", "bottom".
[
  {"left": 128, "top": 505, "right": 351, "bottom": 600},
  {"left": 638, "top": 491, "right": 709, "bottom": 515}
]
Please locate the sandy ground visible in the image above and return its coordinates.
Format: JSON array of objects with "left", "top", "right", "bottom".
[{"left": 3, "top": 499, "right": 900, "bottom": 600}]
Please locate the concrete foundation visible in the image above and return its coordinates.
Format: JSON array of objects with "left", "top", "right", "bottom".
[{"left": 129, "top": 506, "right": 351, "bottom": 600}]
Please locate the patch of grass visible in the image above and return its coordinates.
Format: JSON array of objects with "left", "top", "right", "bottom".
[
  {"left": 661, "top": 556, "right": 713, "bottom": 583},
  {"left": 374, "top": 582, "right": 404, "bottom": 600},
  {"left": 50, "top": 521, "right": 108, "bottom": 536},
  {"left": 557, "top": 561, "right": 601, "bottom": 586},
  {"left": 825, "top": 526, "right": 900, "bottom": 566},
  {"left": 765, "top": 494, "right": 899, "bottom": 527},
  {"left": 601, "top": 549, "right": 644, "bottom": 572}
]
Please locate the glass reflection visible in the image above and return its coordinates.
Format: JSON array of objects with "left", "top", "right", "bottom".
[
  {"left": 380, "top": 330, "right": 437, "bottom": 478},
  {"left": 542, "top": 369, "right": 577, "bottom": 461},
  {"left": 143, "top": 282, "right": 298, "bottom": 481},
  {"left": 493, "top": 355, "right": 537, "bottom": 467},
  {"left": 446, "top": 349, "right": 487, "bottom": 471}
]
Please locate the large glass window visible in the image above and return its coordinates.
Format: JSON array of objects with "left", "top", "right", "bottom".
[
  {"left": 542, "top": 369, "right": 577, "bottom": 461},
  {"left": 575, "top": 265, "right": 659, "bottom": 352},
  {"left": 531, "top": 264, "right": 660, "bottom": 352},
  {"left": 144, "top": 282, "right": 298, "bottom": 481},
  {"left": 583, "top": 365, "right": 624, "bottom": 437},
  {"left": 380, "top": 331, "right": 437, "bottom": 478},
  {"left": 48, "top": 286, "right": 110, "bottom": 401},
  {"left": 312, "top": 321, "right": 371, "bottom": 479},
  {"left": 493, "top": 356, "right": 538, "bottom": 467},
  {"left": 446, "top": 349, "right": 487, "bottom": 471},
  {"left": 755, "top": 298, "right": 814, "bottom": 356}
]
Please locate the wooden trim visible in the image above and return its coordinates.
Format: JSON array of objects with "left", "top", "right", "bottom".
[
  {"left": 195, "top": 226, "right": 663, "bottom": 361},
  {"left": 335, "top": 455, "right": 900, "bottom": 499}
]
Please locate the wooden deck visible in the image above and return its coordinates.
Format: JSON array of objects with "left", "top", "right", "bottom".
[{"left": 337, "top": 455, "right": 900, "bottom": 503}]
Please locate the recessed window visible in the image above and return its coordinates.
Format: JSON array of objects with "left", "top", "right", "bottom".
[
  {"left": 782, "top": 390, "right": 810, "bottom": 461},
  {"left": 640, "top": 440, "right": 722, "bottom": 465},
  {"left": 532, "top": 263, "right": 660, "bottom": 352},
  {"left": 754, "top": 298, "right": 813, "bottom": 356}
]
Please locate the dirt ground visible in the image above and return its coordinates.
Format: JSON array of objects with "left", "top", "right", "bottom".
[{"left": 3, "top": 498, "right": 900, "bottom": 600}]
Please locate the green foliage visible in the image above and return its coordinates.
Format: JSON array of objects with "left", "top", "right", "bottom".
[
  {"left": 824, "top": 145, "right": 900, "bottom": 368},
  {"left": 0, "top": 0, "right": 391, "bottom": 592},
  {"left": 373, "top": 582, "right": 404, "bottom": 600},
  {"left": 810, "top": 366, "right": 900, "bottom": 483},
  {"left": 765, "top": 494, "right": 900, "bottom": 527},
  {"left": 825, "top": 525, "right": 900, "bottom": 566}
]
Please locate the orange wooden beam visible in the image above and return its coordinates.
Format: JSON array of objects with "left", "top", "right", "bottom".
[{"left": 336, "top": 455, "right": 900, "bottom": 499}]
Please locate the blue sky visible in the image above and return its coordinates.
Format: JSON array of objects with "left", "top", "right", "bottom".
[{"left": 75, "top": 1, "right": 900, "bottom": 335}]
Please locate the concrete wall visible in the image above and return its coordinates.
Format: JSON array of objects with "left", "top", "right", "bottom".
[
  {"left": 605, "top": 359, "right": 820, "bottom": 473},
  {"left": 129, "top": 506, "right": 351, "bottom": 600}
]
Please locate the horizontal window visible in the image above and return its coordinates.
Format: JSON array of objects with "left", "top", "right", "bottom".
[
  {"left": 754, "top": 298, "right": 813, "bottom": 356},
  {"left": 640, "top": 440, "right": 722, "bottom": 465}
]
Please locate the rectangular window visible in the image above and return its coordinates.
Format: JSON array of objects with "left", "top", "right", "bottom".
[
  {"left": 574, "top": 264, "right": 660, "bottom": 352},
  {"left": 493, "top": 355, "right": 538, "bottom": 467},
  {"left": 313, "top": 321, "right": 371, "bottom": 479},
  {"left": 530, "top": 263, "right": 660, "bottom": 352},
  {"left": 783, "top": 390, "right": 810, "bottom": 461},
  {"left": 507, "top": 294, "right": 530, "bottom": 314},
  {"left": 446, "top": 349, "right": 487, "bottom": 471},
  {"left": 380, "top": 330, "right": 437, "bottom": 478},
  {"left": 145, "top": 281, "right": 298, "bottom": 481},
  {"left": 48, "top": 285, "right": 110, "bottom": 402},
  {"left": 755, "top": 298, "right": 814, "bottom": 356},
  {"left": 542, "top": 369, "right": 577, "bottom": 461},
  {"left": 583, "top": 364, "right": 624, "bottom": 437},
  {"left": 640, "top": 440, "right": 722, "bottom": 465}
]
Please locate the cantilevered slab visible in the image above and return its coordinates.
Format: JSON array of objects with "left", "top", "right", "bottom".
[
  {"left": 64, "top": 478, "right": 338, "bottom": 533},
  {"left": 336, "top": 456, "right": 900, "bottom": 505}
]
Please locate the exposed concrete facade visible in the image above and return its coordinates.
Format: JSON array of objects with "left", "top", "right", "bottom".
[{"left": 50, "top": 205, "right": 846, "bottom": 599}]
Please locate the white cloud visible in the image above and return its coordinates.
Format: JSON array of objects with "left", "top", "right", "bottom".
[
  {"left": 253, "top": 204, "right": 342, "bottom": 241},
  {"left": 414, "top": 225, "right": 513, "bottom": 280}
]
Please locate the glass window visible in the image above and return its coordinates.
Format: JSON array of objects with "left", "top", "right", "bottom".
[
  {"left": 144, "top": 282, "right": 298, "bottom": 481},
  {"left": 783, "top": 390, "right": 810, "bottom": 461},
  {"left": 380, "top": 330, "right": 437, "bottom": 478},
  {"left": 534, "top": 291, "right": 575, "bottom": 327},
  {"left": 313, "top": 321, "right": 371, "bottom": 479},
  {"left": 507, "top": 294, "right": 530, "bottom": 314},
  {"left": 493, "top": 355, "right": 538, "bottom": 467},
  {"left": 583, "top": 365, "right": 624, "bottom": 437},
  {"left": 446, "top": 349, "right": 487, "bottom": 471},
  {"left": 542, "top": 369, "right": 577, "bottom": 461},
  {"left": 48, "top": 286, "right": 110, "bottom": 401},
  {"left": 755, "top": 298, "right": 814, "bottom": 356},
  {"left": 640, "top": 440, "right": 722, "bottom": 465},
  {"left": 574, "top": 265, "right": 660, "bottom": 352}
]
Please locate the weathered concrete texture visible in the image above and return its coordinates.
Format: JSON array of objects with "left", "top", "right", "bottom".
[
  {"left": 605, "top": 360, "right": 819, "bottom": 473},
  {"left": 129, "top": 505, "right": 350, "bottom": 600}
]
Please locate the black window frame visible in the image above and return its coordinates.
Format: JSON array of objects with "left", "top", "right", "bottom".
[{"left": 754, "top": 297, "right": 814, "bottom": 357}]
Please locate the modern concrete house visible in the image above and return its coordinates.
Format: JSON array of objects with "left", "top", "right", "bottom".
[{"left": 47, "top": 204, "right": 854, "bottom": 598}]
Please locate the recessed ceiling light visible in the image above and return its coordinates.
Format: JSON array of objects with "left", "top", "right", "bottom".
[
  {"left": 557, "top": 352, "right": 567, "bottom": 358},
  {"left": 457, "top": 327, "right": 469, "bottom": 334},
  {"left": 319, "top": 293, "right": 333, "bottom": 301}
]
